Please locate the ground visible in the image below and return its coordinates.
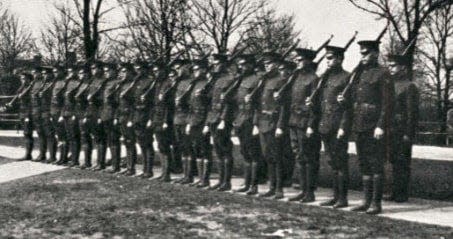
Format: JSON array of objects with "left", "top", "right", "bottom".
[{"left": 0, "top": 168, "right": 452, "bottom": 239}]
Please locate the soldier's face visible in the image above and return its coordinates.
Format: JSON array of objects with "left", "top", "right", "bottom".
[
  {"left": 296, "top": 57, "right": 311, "bottom": 69},
  {"left": 91, "top": 66, "right": 101, "bottom": 76},
  {"left": 264, "top": 62, "right": 276, "bottom": 72},
  {"left": 78, "top": 71, "right": 85, "bottom": 79},
  {"left": 360, "top": 48, "right": 378, "bottom": 65},
  {"left": 279, "top": 67, "right": 290, "bottom": 77},
  {"left": 212, "top": 62, "right": 223, "bottom": 73},
  {"left": 67, "top": 69, "right": 74, "bottom": 78},
  {"left": 193, "top": 67, "right": 205, "bottom": 78},
  {"left": 119, "top": 69, "right": 127, "bottom": 79},
  {"left": 388, "top": 61, "right": 404, "bottom": 76},
  {"left": 326, "top": 54, "right": 343, "bottom": 69}
]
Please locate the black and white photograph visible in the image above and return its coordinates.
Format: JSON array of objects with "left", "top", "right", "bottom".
[{"left": 0, "top": 0, "right": 452, "bottom": 238}]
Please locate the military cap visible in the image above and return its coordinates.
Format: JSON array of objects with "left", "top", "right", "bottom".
[
  {"left": 325, "top": 45, "right": 346, "bottom": 57},
  {"left": 119, "top": 62, "right": 134, "bottom": 71},
  {"left": 41, "top": 66, "right": 53, "bottom": 74},
  {"left": 387, "top": 54, "right": 410, "bottom": 66},
  {"left": 211, "top": 53, "right": 228, "bottom": 64},
  {"left": 358, "top": 40, "right": 380, "bottom": 52},
  {"left": 278, "top": 61, "right": 297, "bottom": 71},
  {"left": 262, "top": 51, "right": 282, "bottom": 63},
  {"left": 103, "top": 61, "right": 117, "bottom": 70},
  {"left": 90, "top": 61, "right": 104, "bottom": 69},
  {"left": 236, "top": 54, "right": 256, "bottom": 65},
  {"left": 152, "top": 59, "right": 166, "bottom": 72},
  {"left": 192, "top": 58, "right": 209, "bottom": 70},
  {"left": 172, "top": 59, "right": 191, "bottom": 67},
  {"left": 133, "top": 57, "right": 149, "bottom": 68},
  {"left": 168, "top": 69, "right": 177, "bottom": 77},
  {"left": 293, "top": 48, "right": 317, "bottom": 61}
]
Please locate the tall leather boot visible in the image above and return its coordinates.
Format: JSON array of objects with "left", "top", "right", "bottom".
[
  {"left": 367, "top": 174, "right": 383, "bottom": 214},
  {"left": 46, "top": 136, "right": 57, "bottom": 163},
  {"left": 93, "top": 143, "right": 107, "bottom": 171},
  {"left": 246, "top": 161, "right": 259, "bottom": 195},
  {"left": 176, "top": 157, "right": 188, "bottom": 183},
  {"left": 197, "top": 158, "right": 211, "bottom": 188},
  {"left": 142, "top": 148, "right": 154, "bottom": 178},
  {"left": 190, "top": 158, "right": 204, "bottom": 186},
  {"left": 259, "top": 163, "right": 276, "bottom": 197},
  {"left": 125, "top": 146, "right": 137, "bottom": 176},
  {"left": 209, "top": 158, "right": 225, "bottom": 190},
  {"left": 333, "top": 170, "right": 349, "bottom": 208},
  {"left": 289, "top": 163, "right": 307, "bottom": 201},
  {"left": 160, "top": 154, "right": 171, "bottom": 182},
  {"left": 235, "top": 162, "right": 251, "bottom": 193},
  {"left": 274, "top": 161, "right": 284, "bottom": 199},
  {"left": 320, "top": 171, "right": 339, "bottom": 206},
  {"left": 80, "top": 143, "right": 92, "bottom": 169},
  {"left": 35, "top": 133, "right": 47, "bottom": 162},
  {"left": 19, "top": 136, "right": 33, "bottom": 161},
  {"left": 55, "top": 141, "right": 67, "bottom": 164},
  {"left": 302, "top": 163, "right": 316, "bottom": 203},
  {"left": 351, "top": 176, "right": 373, "bottom": 211},
  {"left": 181, "top": 158, "right": 195, "bottom": 184},
  {"left": 107, "top": 145, "right": 121, "bottom": 173},
  {"left": 69, "top": 140, "right": 80, "bottom": 167},
  {"left": 218, "top": 157, "right": 233, "bottom": 191}
]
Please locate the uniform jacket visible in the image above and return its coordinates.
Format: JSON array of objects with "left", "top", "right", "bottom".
[
  {"left": 287, "top": 68, "right": 319, "bottom": 129},
  {"left": 152, "top": 78, "right": 175, "bottom": 128},
  {"left": 118, "top": 74, "right": 136, "bottom": 121},
  {"left": 62, "top": 76, "right": 81, "bottom": 117},
  {"left": 87, "top": 74, "right": 106, "bottom": 120},
  {"left": 173, "top": 77, "right": 193, "bottom": 126},
  {"left": 50, "top": 77, "right": 68, "bottom": 117},
  {"left": 392, "top": 73, "right": 419, "bottom": 139},
  {"left": 231, "top": 71, "right": 261, "bottom": 128},
  {"left": 100, "top": 78, "right": 121, "bottom": 121},
  {"left": 348, "top": 63, "right": 394, "bottom": 132},
  {"left": 132, "top": 73, "right": 154, "bottom": 124},
  {"left": 75, "top": 80, "right": 91, "bottom": 118},
  {"left": 315, "top": 67, "right": 351, "bottom": 135},
  {"left": 254, "top": 69, "right": 287, "bottom": 133},
  {"left": 188, "top": 76, "right": 211, "bottom": 127},
  {"left": 205, "top": 72, "right": 236, "bottom": 125},
  {"left": 30, "top": 76, "right": 45, "bottom": 118}
]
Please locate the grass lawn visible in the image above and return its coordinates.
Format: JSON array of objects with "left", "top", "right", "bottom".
[{"left": 0, "top": 169, "right": 452, "bottom": 238}]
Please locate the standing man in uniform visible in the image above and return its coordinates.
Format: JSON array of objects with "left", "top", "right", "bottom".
[
  {"left": 30, "top": 66, "right": 47, "bottom": 162},
  {"left": 62, "top": 64, "right": 84, "bottom": 167},
  {"left": 87, "top": 62, "right": 108, "bottom": 171},
  {"left": 339, "top": 40, "right": 394, "bottom": 214},
  {"left": 386, "top": 54, "right": 418, "bottom": 203},
  {"left": 39, "top": 67, "right": 57, "bottom": 163},
  {"left": 314, "top": 46, "right": 351, "bottom": 208},
  {"left": 50, "top": 65, "right": 69, "bottom": 164},
  {"left": 279, "top": 48, "right": 322, "bottom": 203},
  {"left": 101, "top": 63, "right": 123, "bottom": 173},
  {"left": 204, "top": 54, "right": 235, "bottom": 191},
  {"left": 229, "top": 54, "right": 262, "bottom": 195},
  {"left": 187, "top": 58, "right": 212, "bottom": 188}
]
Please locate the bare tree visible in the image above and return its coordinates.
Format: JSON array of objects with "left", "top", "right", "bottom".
[
  {"left": 40, "top": 3, "right": 82, "bottom": 64},
  {"left": 242, "top": 9, "right": 302, "bottom": 56},
  {"left": 346, "top": 0, "right": 453, "bottom": 76},
  {"left": 0, "top": 8, "right": 35, "bottom": 73},
  {"left": 189, "top": 0, "right": 268, "bottom": 54}
]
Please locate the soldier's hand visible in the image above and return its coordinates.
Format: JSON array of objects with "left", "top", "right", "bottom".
[
  {"left": 244, "top": 94, "right": 251, "bottom": 103},
  {"left": 97, "top": 118, "right": 102, "bottom": 124},
  {"left": 305, "top": 97, "right": 312, "bottom": 107},
  {"left": 0, "top": 106, "right": 6, "bottom": 112},
  {"left": 403, "top": 135, "right": 410, "bottom": 142},
  {"left": 252, "top": 125, "right": 259, "bottom": 136},
  {"left": 185, "top": 124, "right": 191, "bottom": 135},
  {"left": 38, "top": 92, "right": 43, "bottom": 98},
  {"left": 217, "top": 120, "right": 225, "bottom": 130},
  {"left": 58, "top": 116, "right": 64, "bottom": 123},
  {"left": 163, "top": 123, "right": 168, "bottom": 129},
  {"left": 202, "top": 125, "right": 209, "bottom": 135},
  {"left": 374, "top": 127, "right": 384, "bottom": 140},
  {"left": 5, "top": 102, "right": 12, "bottom": 108},
  {"left": 82, "top": 118, "right": 87, "bottom": 124},
  {"left": 275, "top": 128, "right": 283, "bottom": 137},
  {"left": 306, "top": 127, "right": 314, "bottom": 138},
  {"left": 24, "top": 117, "right": 30, "bottom": 122},
  {"left": 337, "top": 94, "right": 345, "bottom": 103},
  {"left": 337, "top": 128, "right": 345, "bottom": 139},
  {"left": 113, "top": 119, "right": 118, "bottom": 126},
  {"left": 273, "top": 92, "right": 280, "bottom": 100},
  {"left": 158, "top": 93, "right": 164, "bottom": 101},
  {"left": 220, "top": 94, "right": 225, "bottom": 101},
  {"left": 87, "top": 94, "right": 92, "bottom": 101},
  {"left": 146, "top": 120, "right": 152, "bottom": 128},
  {"left": 127, "top": 121, "right": 133, "bottom": 128}
]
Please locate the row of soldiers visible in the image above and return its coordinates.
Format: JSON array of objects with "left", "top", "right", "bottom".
[{"left": 3, "top": 36, "right": 418, "bottom": 215}]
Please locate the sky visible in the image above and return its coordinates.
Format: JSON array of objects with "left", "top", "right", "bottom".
[{"left": 3, "top": 0, "right": 387, "bottom": 71}]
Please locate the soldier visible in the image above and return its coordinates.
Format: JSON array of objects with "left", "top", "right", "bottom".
[
  {"left": 117, "top": 62, "right": 138, "bottom": 176},
  {"left": 275, "top": 48, "right": 322, "bottom": 203},
  {"left": 385, "top": 54, "right": 418, "bottom": 203},
  {"left": 313, "top": 46, "right": 351, "bottom": 208},
  {"left": 85, "top": 62, "right": 108, "bottom": 171},
  {"left": 132, "top": 59, "right": 154, "bottom": 179},
  {"left": 150, "top": 62, "right": 177, "bottom": 181},
  {"left": 75, "top": 63, "right": 93, "bottom": 169},
  {"left": 186, "top": 58, "right": 212, "bottom": 188},
  {"left": 2, "top": 71, "right": 34, "bottom": 161},
  {"left": 39, "top": 67, "right": 57, "bottom": 163},
  {"left": 50, "top": 65, "right": 69, "bottom": 164},
  {"left": 252, "top": 52, "right": 288, "bottom": 199},
  {"left": 204, "top": 54, "right": 236, "bottom": 191},
  {"left": 339, "top": 40, "right": 394, "bottom": 214},
  {"left": 172, "top": 60, "right": 195, "bottom": 184},
  {"left": 29, "top": 66, "right": 48, "bottom": 162},
  {"left": 62, "top": 64, "right": 84, "bottom": 167},
  {"left": 101, "top": 63, "right": 123, "bottom": 173},
  {"left": 230, "top": 54, "right": 263, "bottom": 195}
]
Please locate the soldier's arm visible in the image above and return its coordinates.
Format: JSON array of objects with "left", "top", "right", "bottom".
[
  {"left": 406, "top": 83, "right": 419, "bottom": 139},
  {"left": 339, "top": 73, "right": 353, "bottom": 132},
  {"left": 307, "top": 76, "right": 321, "bottom": 129},
  {"left": 376, "top": 71, "right": 395, "bottom": 130}
]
